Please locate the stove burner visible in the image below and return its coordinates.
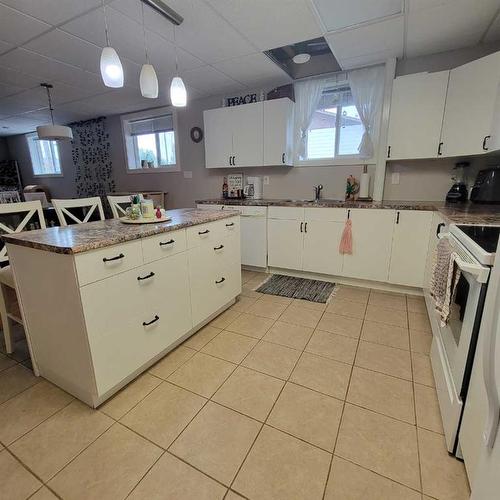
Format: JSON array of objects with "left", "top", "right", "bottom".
[{"left": 456, "top": 225, "right": 500, "bottom": 254}]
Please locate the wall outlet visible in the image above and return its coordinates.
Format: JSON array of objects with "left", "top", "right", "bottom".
[
  {"left": 263, "top": 176, "right": 270, "bottom": 185},
  {"left": 183, "top": 171, "right": 193, "bottom": 179},
  {"left": 391, "top": 172, "right": 400, "bottom": 185}
]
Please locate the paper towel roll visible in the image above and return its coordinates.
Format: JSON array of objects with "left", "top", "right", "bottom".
[{"left": 359, "top": 172, "right": 370, "bottom": 198}]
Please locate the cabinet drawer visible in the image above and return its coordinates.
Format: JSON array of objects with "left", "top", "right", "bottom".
[
  {"left": 305, "top": 208, "right": 346, "bottom": 222},
  {"left": 75, "top": 240, "right": 143, "bottom": 286},
  {"left": 268, "top": 206, "right": 304, "bottom": 220},
  {"left": 241, "top": 206, "right": 267, "bottom": 217},
  {"left": 81, "top": 252, "right": 192, "bottom": 394},
  {"left": 186, "top": 220, "right": 223, "bottom": 248},
  {"left": 142, "top": 229, "right": 187, "bottom": 263}
]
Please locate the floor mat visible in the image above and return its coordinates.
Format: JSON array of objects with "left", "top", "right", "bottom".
[{"left": 256, "top": 274, "right": 335, "bottom": 303}]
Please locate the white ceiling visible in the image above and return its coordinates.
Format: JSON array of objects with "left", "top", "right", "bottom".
[{"left": 1, "top": 0, "right": 500, "bottom": 136}]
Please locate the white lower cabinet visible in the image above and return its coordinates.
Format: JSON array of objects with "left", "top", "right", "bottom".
[
  {"left": 388, "top": 210, "right": 433, "bottom": 288},
  {"left": 267, "top": 218, "right": 304, "bottom": 269},
  {"left": 342, "top": 209, "right": 396, "bottom": 283}
]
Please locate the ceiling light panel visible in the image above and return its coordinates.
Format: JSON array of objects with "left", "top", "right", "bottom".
[
  {"left": 312, "top": 0, "right": 402, "bottom": 32},
  {"left": 206, "top": 0, "right": 322, "bottom": 51}
]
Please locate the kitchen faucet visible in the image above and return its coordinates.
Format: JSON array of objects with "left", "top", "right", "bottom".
[{"left": 313, "top": 184, "right": 323, "bottom": 201}]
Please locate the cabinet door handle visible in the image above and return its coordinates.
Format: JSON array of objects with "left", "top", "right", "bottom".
[
  {"left": 396, "top": 211, "right": 400, "bottom": 224},
  {"left": 232, "top": 156, "right": 236, "bottom": 166},
  {"left": 143, "top": 315, "right": 159, "bottom": 326},
  {"left": 347, "top": 209, "right": 351, "bottom": 220},
  {"left": 214, "top": 244, "right": 224, "bottom": 250},
  {"left": 102, "top": 253, "right": 124, "bottom": 262},
  {"left": 159, "top": 239, "right": 175, "bottom": 246},
  {"left": 215, "top": 277, "right": 225, "bottom": 284},
  {"left": 437, "top": 142, "right": 443, "bottom": 156},
  {"left": 225, "top": 222, "right": 234, "bottom": 227},
  {"left": 282, "top": 153, "right": 285, "bottom": 164},
  {"left": 304, "top": 222, "right": 308, "bottom": 233},
  {"left": 387, "top": 145, "right": 391, "bottom": 158},
  {"left": 137, "top": 271, "right": 155, "bottom": 281},
  {"left": 229, "top": 155, "right": 232, "bottom": 166},
  {"left": 198, "top": 229, "right": 210, "bottom": 235},
  {"left": 436, "top": 222, "right": 445, "bottom": 238},
  {"left": 300, "top": 222, "right": 303, "bottom": 232},
  {"left": 483, "top": 135, "right": 491, "bottom": 151}
]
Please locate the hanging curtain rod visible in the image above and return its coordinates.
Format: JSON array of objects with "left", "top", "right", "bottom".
[{"left": 140, "top": 0, "right": 183, "bottom": 25}]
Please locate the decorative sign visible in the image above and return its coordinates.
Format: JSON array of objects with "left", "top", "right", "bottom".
[
  {"left": 223, "top": 90, "right": 265, "bottom": 107},
  {"left": 227, "top": 173, "right": 244, "bottom": 197}
]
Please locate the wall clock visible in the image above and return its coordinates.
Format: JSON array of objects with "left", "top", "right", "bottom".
[{"left": 190, "top": 126, "right": 203, "bottom": 143}]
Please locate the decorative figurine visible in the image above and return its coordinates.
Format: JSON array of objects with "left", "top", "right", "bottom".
[
  {"left": 156, "top": 206, "right": 162, "bottom": 219},
  {"left": 345, "top": 175, "right": 360, "bottom": 201}
]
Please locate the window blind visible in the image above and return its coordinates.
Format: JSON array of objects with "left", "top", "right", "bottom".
[{"left": 129, "top": 114, "right": 174, "bottom": 136}]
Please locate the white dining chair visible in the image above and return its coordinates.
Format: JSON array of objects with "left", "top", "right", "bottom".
[
  {"left": 0, "top": 200, "right": 46, "bottom": 357},
  {"left": 107, "top": 194, "right": 133, "bottom": 219},
  {"left": 52, "top": 197, "right": 105, "bottom": 226}
]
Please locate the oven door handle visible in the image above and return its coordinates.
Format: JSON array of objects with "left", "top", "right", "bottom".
[{"left": 483, "top": 279, "right": 500, "bottom": 448}]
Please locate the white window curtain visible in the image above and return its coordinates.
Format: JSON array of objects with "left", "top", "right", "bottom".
[
  {"left": 293, "top": 77, "right": 328, "bottom": 160},
  {"left": 348, "top": 65, "right": 385, "bottom": 159}
]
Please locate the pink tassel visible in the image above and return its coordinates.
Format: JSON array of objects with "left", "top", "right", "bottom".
[{"left": 339, "top": 219, "right": 353, "bottom": 254}]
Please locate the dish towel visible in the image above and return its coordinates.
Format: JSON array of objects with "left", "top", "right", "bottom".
[
  {"left": 339, "top": 219, "right": 352, "bottom": 254},
  {"left": 430, "top": 238, "right": 462, "bottom": 326}
]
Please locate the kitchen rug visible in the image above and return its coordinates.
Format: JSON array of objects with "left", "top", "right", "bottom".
[{"left": 256, "top": 274, "right": 335, "bottom": 303}]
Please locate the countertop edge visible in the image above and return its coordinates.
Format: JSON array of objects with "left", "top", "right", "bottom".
[{"left": 2, "top": 209, "right": 240, "bottom": 255}]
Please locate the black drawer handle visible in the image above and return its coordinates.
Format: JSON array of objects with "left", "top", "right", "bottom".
[
  {"left": 436, "top": 222, "right": 445, "bottom": 238},
  {"left": 143, "top": 315, "right": 159, "bottom": 326},
  {"left": 103, "top": 253, "right": 124, "bottom": 262},
  {"left": 387, "top": 145, "right": 391, "bottom": 158},
  {"left": 226, "top": 222, "right": 234, "bottom": 227},
  {"left": 198, "top": 229, "right": 210, "bottom": 235},
  {"left": 137, "top": 271, "right": 155, "bottom": 281},
  {"left": 159, "top": 239, "right": 175, "bottom": 246},
  {"left": 483, "top": 135, "right": 491, "bottom": 151},
  {"left": 214, "top": 244, "right": 224, "bottom": 250},
  {"left": 215, "top": 277, "right": 225, "bottom": 284},
  {"left": 396, "top": 211, "right": 400, "bottom": 224},
  {"left": 437, "top": 142, "right": 443, "bottom": 156},
  {"left": 282, "top": 153, "right": 285, "bottom": 164}
]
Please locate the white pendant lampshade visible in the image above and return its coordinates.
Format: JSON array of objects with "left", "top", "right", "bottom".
[
  {"left": 100, "top": 46, "right": 124, "bottom": 88},
  {"left": 140, "top": 64, "right": 158, "bottom": 98},
  {"left": 170, "top": 76, "right": 187, "bottom": 107},
  {"left": 37, "top": 124, "right": 73, "bottom": 141}
]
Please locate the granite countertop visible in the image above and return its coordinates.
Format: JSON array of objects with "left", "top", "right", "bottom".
[
  {"left": 2, "top": 208, "right": 240, "bottom": 255},
  {"left": 196, "top": 198, "right": 500, "bottom": 225}
]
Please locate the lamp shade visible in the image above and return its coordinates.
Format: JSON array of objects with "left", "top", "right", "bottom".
[
  {"left": 140, "top": 64, "right": 159, "bottom": 98},
  {"left": 100, "top": 47, "right": 124, "bottom": 88},
  {"left": 37, "top": 124, "right": 73, "bottom": 141},
  {"left": 170, "top": 76, "right": 187, "bottom": 107}
]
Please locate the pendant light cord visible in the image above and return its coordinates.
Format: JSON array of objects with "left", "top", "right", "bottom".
[
  {"left": 102, "top": 0, "right": 111, "bottom": 46},
  {"left": 173, "top": 23, "right": 179, "bottom": 75},
  {"left": 141, "top": 1, "right": 149, "bottom": 63},
  {"left": 41, "top": 84, "right": 55, "bottom": 125}
]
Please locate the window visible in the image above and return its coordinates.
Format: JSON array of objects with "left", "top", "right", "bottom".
[
  {"left": 26, "top": 133, "right": 62, "bottom": 176},
  {"left": 122, "top": 110, "right": 179, "bottom": 172},
  {"left": 303, "top": 86, "right": 365, "bottom": 162}
]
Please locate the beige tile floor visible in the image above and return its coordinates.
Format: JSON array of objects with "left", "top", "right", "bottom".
[{"left": 0, "top": 270, "right": 471, "bottom": 500}]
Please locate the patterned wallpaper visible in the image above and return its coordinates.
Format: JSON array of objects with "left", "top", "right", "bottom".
[{"left": 71, "top": 117, "right": 115, "bottom": 198}]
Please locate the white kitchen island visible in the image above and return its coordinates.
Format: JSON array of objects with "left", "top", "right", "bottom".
[{"left": 3, "top": 208, "right": 241, "bottom": 407}]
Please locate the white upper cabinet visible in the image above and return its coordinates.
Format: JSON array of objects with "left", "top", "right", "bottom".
[
  {"left": 231, "top": 101, "right": 264, "bottom": 167},
  {"left": 342, "top": 209, "right": 395, "bottom": 283},
  {"left": 203, "top": 107, "right": 234, "bottom": 168},
  {"left": 388, "top": 210, "right": 433, "bottom": 288},
  {"left": 263, "top": 98, "right": 294, "bottom": 166},
  {"left": 441, "top": 51, "right": 500, "bottom": 157},
  {"left": 387, "top": 71, "right": 449, "bottom": 160},
  {"left": 204, "top": 98, "right": 294, "bottom": 168}
]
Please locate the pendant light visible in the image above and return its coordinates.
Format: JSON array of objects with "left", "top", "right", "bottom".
[
  {"left": 169, "top": 24, "right": 186, "bottom": 107},
  {"left": 139, "top": 0, "right": 158, "bottom": 98},
  {"left": 36, "top": 83, "right": 73, "bottom": 141},
  {"left": 100, "top": 0, "right": 124, "bottom": 88}
]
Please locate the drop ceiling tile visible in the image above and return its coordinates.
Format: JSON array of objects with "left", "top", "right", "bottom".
[
  {"left": 0, "top": 48, "right": 104, "bottom": 92},
  {"left": 485, "top": 12, "right": 500, "bottom": 42},
  {"left": 312, "top": 0, "right": 402, "bottom": 31},
  {"left": 25, "top": 29, "right": 102, "bottom": 73},
  {"left": 0, "top": 39, "right": 14, "bottom": 55},
  {"left": 0, "top": 82, "right": 24, "bottom": 98},
  {"left": 0, "top": 0, "right": 103, "bottom": 26},
  {"left": 59, "top": 7, "right": 106, "bottom": 46},
  {"left": 0, "top": 3, "right": 51, "bottom": 45},
  {"left": 213, "top": 53, "right": 291, "bottom": 88},
  {"left": 206, "top": 0, "right": 322, "bottom": 51},
  {"left": 0, "top": 64, "right": 41, "bottom": 89},
  {"left": 0, "top": 115, "right": 46, "bottom": 135},
  {"left": 159, "top": 0, "right": 256, "bottom": 64},
  {"left": 406, "top": 0, "right": 500, "bottom": 57},
  {"left": 325, "top": 16, "right": 404, "bottom": 63},
  {"left": 337, "top": 51, "right": 396, "bottom": 70},
  {"left": 181, "top": 65, "right": 245, "bottom": 95}
]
